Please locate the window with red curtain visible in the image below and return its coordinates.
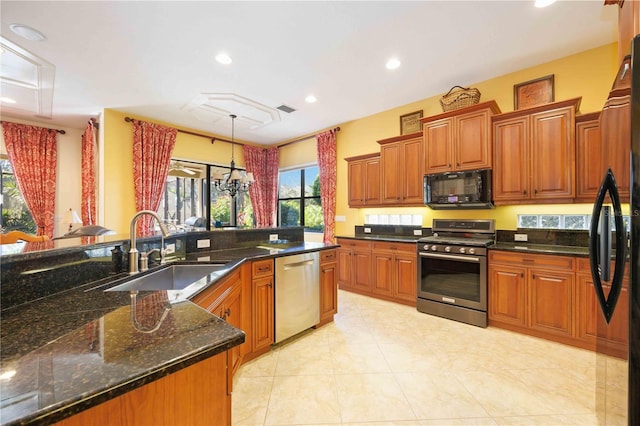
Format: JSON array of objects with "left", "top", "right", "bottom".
[
  {"left": 1, "top": 122, "right": 58, "bottom": 238},
  {"left": 132, "top": 120, "right": 177, "bottom": 236}
]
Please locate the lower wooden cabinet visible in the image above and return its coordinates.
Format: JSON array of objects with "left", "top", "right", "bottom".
[
  {"left": 575, "top": 258, "right": 629, "bottom": 359},
  {"left": 319, "top": 249, "right": 338, "bottom": 324},
  {"left": 489, "top": 250, "right": 629, "bottom": 358},
  {"left": 192, "top": 267, "right": 245, "bottom": 378},
  {"left": 54, "top": 351, "right": 230, "bottom": 426},
  {"left": 337, "top": 239, "right": 372, "bottom": 293},
  {"left": 251, "top": 259, "right": 274, "bottom": 355},
  {"left": 489, "top": 251, "right": 574, "bottom": 342},
  {"left": 337, "top": 238, "right": 416, "bottom": 307},
  {"left": 371, "top": 241, "right": 417, "bottom": 306}
]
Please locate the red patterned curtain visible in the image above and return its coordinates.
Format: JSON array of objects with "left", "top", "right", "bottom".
[
  {"left": 2, "top": 122, "right": 58, "bottom": 238},
  {"left": 132, "top": 120, "right": 177, "bottom": 236},
  {"left": 81, "top": 120, "right": 97, "bottom": 225},
  {"left": 316, "top": 130, "right": 337, "bottom": 244},
  {"left": 243, "top": 145, "right": 279, "bottom": 227}
]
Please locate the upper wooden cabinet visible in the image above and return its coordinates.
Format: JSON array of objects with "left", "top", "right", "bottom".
[
  {"left": 345, "top": 153, "right": 380, "bottom": 207},
  {"left": 575, "top": 112, "right": 602, "bottom": 202},
  {"left": 492, "top": 98, "right": 580, "bottom": 205},
  {"left": 606, "top": 0, "right": 640, "bottom": 62},
  {"left": 377, "top": 132, "right": 423, "bottom": 205},
  {"left": 420, "top": 101, "right": 501, "bottom": 174}
]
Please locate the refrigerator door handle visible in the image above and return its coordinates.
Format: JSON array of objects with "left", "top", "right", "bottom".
[{"left": 589, "top": 169, "right": 627, "bottom": 324}]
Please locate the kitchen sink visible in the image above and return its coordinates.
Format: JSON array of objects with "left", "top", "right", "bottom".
[{"left": 106, "top": 263, "right": 228, "bottom": 292}]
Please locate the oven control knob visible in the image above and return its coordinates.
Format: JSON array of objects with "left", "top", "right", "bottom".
[
  {"left": 445, "top": 246, "right": 451, "bottom": 252},
  {"left": 431, "top": 245, "right": 437, "bottom": 251},
  {"left": 459, "top": 247, "right": 466, "bottom": 254},
  {"left": 468, "top": 248, "right": 476, "bottom": 254}
]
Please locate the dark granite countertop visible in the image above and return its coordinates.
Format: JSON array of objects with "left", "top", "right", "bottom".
[
  {"left": 0, "top": 240, "right": 335, "bottom": 426},
  {"left": 491, "top": 242, "right": 590, "bottom": 257},
  {"left": 336, "top": 234, "right": 421, "bottom": 243}
]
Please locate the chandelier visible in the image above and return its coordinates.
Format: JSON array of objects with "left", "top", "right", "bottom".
[{"left": 212, "top": 114, "right": 254, "bottom": 197}]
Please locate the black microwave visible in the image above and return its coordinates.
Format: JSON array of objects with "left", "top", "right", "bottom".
[{"left": 424, "top": 169, "right": 493, "bottom": 209}]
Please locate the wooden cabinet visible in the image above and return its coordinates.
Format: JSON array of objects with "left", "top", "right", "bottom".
[
  {"left": 492, "top": 98, "right": 580, "bottom": 205},
  {"left": 489, "top": 251, "right": 575, "bottom": 341},
  {"left": 421, "top": 101, "right": 500, "bottom": 174},
  {"left": 371, "top": 241, "right": 417, "bottom": 306},
  {"left": 319, "top": 249, "right": 338, "bottom": 324},
  {"left": 575, "top": 112, "right": 603, "bottom": 202},
  {"left": 377, "top": 132, "right": 424, "bottom": 205},
  {"left": 337, "top": 238, "right": 372, "bottom": 293},
  {"left": 250, "top": 259, "right": 274, "bottom": 355},
  {"left": 575, "top": 258, "right": 629, "bottom": 359},
  {"left": 55, "top": 351, "right": 230, "bottom": 426},
  {"left": 192, "top": 267, "right": 245, "bottom": 378},
  {"left": 606, "top": 0, "right": 640, "bottom": 62},
  {"left": 345, "top": 153, "right": 380, "bottom": 207}
]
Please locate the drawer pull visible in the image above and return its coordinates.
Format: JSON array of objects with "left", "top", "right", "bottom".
[{"left": 258, "top": 266, "right": 271, "bottom": 272}]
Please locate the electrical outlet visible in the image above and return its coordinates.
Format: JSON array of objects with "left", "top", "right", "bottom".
[
  {"left": 364, "top": 227, "right": 372, "bottom": 233},
  {"left": 269, "top": 234, "right": 279, "bottom": 241},
  {"left": 514, "top": 234, "right": 528, "bottom": 242},
  {"left": 197, "top": 256, "right": 211, "bottom": 262},
  {"left": 197, "top": 239, "right": 210, "bottom": 248},
  {"left": 413, "top": 229, "right": 423, "bottom": 236},
  {"left": 165, "top": 243, "right": 176, "bottom": 254},
  {"left": 335, "top": 215, "right": 346, "bottom": 222}
]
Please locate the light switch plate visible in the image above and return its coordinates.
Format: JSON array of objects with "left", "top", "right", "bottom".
[
  {"left": 413, "top": 230, "right": 423, "bottom": 236},
  {"left": 514, "top": 234, "right": 528, "bottom": 242},
  {"left": 364, "top": 227, "right": 372, "bottom": 233},
  {"left": 269, "top": 234, "right": 279, "bottom": 241},
  {"left": 197, "top": 239, "right": 211, "bottom": 248}
]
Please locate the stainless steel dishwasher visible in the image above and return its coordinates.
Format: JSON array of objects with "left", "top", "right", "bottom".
[{"left": 275, "top": 251, "right": 320, "bottom": 343}]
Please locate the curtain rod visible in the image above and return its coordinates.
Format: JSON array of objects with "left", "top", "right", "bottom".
[
  {"left": 0, "top": 121, "right": 66, "bottom": 134},
  {"left": 124, "top": 116, "right": 243, "bottom": 146},
  {"left": 277, "top": 127, "right": 340, "bottom": 148}
]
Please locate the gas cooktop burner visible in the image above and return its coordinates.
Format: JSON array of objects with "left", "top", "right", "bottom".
[
  {"left": 418, "top": 236, "right": 494, "bottom": 247},
  {"left": 420, "top": 219, "right": 496, "bottom": 248}
]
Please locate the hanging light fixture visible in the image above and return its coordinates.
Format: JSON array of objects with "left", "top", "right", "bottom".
[{"left": 212, "top": 114, "right": 255, "bottom": 197}]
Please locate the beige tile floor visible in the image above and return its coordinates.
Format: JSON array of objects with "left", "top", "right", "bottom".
[{"left": 232, "top": 290, "right": 620, "bottom": 426}]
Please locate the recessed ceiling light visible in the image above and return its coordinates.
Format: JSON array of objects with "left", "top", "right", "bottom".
[
  {"left": 215, "top": 53, "right": 232, "bottom": 65},
  {"left": 386, "top": 57, "right": 401, "bottom": 70},
  {"left": 0, "top": 97, "right": 17, "bottom": 104},
  {"left": 305, "top": 95, "right": 317, "bottom": 103},
  {"left": 9, "top": 24, "right": 46, "bottom": 41},
  {"left": 534, "top": 0, "right": 557, "bottom": 8}
]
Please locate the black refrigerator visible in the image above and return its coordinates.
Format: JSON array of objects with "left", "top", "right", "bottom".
[{"left": 590, "top": 34, "right": 640, "bottom": 425}]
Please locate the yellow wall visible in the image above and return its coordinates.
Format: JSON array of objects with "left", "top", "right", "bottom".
[
  {"left": 102, "top": 43, "right": 620, "bottom": 235},
  {"left": 102, "top": 109, "right": 251, "bottom": 233}
]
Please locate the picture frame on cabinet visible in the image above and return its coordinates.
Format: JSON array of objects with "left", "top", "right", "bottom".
[
  {"left": 400, "top": 110, "right": 423, "bottom": 134},
  {"left": 514, "top": 74, "right": 555, "bottom": 110}
]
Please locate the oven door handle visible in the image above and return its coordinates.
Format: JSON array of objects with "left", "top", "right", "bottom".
[{"left": 419, "top": 252, "right": 481, "bottom": 263}]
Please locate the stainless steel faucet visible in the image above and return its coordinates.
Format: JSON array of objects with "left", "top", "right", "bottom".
[{"left": 129, "top": 210, "right": 170, "bottom": 274}]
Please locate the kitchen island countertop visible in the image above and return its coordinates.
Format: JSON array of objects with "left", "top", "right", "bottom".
[{"left": 0, "top": 240, "right": 336, "bottom": 426}]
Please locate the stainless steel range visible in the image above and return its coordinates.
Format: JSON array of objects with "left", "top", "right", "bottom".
[{"left": 416, "top": 219, "right": 495, "bottom": 327}]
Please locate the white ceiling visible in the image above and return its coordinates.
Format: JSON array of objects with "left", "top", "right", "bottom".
[{"left": 0, "top": 1, "right": 618, "bottom": 145}]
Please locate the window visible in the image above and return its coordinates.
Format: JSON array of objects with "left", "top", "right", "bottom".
[
  {"left": 278, "top": 166, "right": 323, "bottom": 232},
  {"left": 158, "top": 160, "right": 254, "bottom": 230},
  {"left": 0, "top": 158, "right": 36, "bottom": 233}
]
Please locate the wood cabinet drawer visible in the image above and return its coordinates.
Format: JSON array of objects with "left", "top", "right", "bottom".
[
  {"left": 320, "top": 249, "right": 337, "bottom": 264},
  {"left": 577, "top": 257, "right": 629, "bottom": 282},
  {"left": 336, "top": 238, "right": 372, "bottom": 251},
  {"left": 372, "top": 241, "right": 416, "bottom": 254},
  {"left": 252, "top": 259, "right": 274, "bottom": 278},
  {"left": 489, "top": 250, "right": 574, "bottom": 271}
]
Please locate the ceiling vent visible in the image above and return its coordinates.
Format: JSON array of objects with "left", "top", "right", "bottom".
[{"left": 276, "top": 104, "right": 296, "bottom": 114}]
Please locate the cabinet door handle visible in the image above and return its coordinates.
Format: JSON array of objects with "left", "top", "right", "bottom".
[
  {"left": 521, "top": 273, "right": 524, "bottom": 278},
  {"left": 523, "top": 190, "right": 527, "bottom": 195},
  {"left": 224, "top": 308, "right": 231, "bottom": 318},
  {"left": 532, "top": 274, "right": 536, "bottom": 279},
  {"left": 534, "top": 189, "right": 538, "bottom": 194}
]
